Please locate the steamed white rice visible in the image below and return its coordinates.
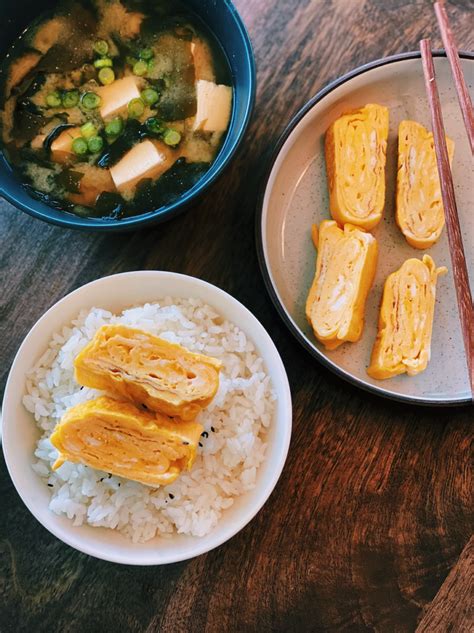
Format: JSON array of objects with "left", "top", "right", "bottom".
[{"left": 23, "top": 298, "right": 275, "bottom": 542}]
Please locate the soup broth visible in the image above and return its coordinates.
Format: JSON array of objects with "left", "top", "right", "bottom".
[{"left": 0, "top": 0, "right": 233, "bottom": 219}]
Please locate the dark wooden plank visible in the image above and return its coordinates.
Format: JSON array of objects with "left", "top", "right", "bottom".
[
  {"left": 1, "top": 1, "right": 473, "bottom": 632},
  {"left": 416, "top": 536, "right": 473, "bottom": 632}
]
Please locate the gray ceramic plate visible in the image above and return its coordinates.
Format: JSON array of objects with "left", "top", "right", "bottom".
[{"left": 258, "top": 52, "right": 473, "bottom": 406}]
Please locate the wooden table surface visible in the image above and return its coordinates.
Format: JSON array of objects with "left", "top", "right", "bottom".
[{"left": 1, "top": 1, "right": 473, "bottom": 631}]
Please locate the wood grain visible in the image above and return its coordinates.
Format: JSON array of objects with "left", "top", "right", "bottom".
[
  {"left": 416, "top": 535, "right": 473, "bottom": 632},
  {"left": 1, "top": 1, "right": 473, "bottom": 632}
]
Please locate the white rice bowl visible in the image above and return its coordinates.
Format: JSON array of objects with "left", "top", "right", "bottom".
[
  {"left": 2, "top": 271, "right": 291, "bottom": 564},
  {"left": 23, "top": 298, "right": 275, "bottom": 543}
]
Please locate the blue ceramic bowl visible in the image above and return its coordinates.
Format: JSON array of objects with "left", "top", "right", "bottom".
[{"left": 0, "top": 0, "right": 255, "bottom": 231}]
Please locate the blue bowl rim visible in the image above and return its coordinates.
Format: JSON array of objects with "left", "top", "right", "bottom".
[
  {"left": 0, "top": 0, "right": 256, "bottom": 230},
  {"left": 255, "top": 50, "right": 474, "bottom": 408}
]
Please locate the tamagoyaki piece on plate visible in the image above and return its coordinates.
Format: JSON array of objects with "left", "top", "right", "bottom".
[
  {"left": 367, "top": 255, "right": 447, "bottom": 380},
  {"left": 396, "top": 120, "right": 455, "bottom": 249},
  {"left": 306, "top": 220, "right": 378, "bottom": 350},
  {"left": 325, "top": 103, "right": 389, "bottom": 231}
]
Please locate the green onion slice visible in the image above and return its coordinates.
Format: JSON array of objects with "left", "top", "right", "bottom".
[
  {"left": 141, "top": 88, "right": 159, "bottom": 106},
  {"left": 133, "top": 60, "right": 148, "bottom": 77},
  {"left": 94, "top": 40, "right": 109, "bottom": 56},
  {"left": 81, "top": 92, "right": 102, "bottom": 110},
  {"left": 94, "top": 57, "right": 113, "bottom": 69},
  {"left": 72, "top": 137, "right": 88, "bottom": 156},
  {"left": 46, "top": 91, "right": 62, "bottom": 108},
  {"left": 98, "top": 67, "right": 115, "bottom": 85},
  {"left": 128, "top": 98, "right": 145, "bottom": 119},
  {"left": 105, "top": 117, "right": 124, "bottom": 137},
  {"left": 80, "top": 121, "right": 98, "bottom": 139},
  {"left": 61, "top": 90, "right": 80, "bottom": 108},
  {"left": 163, "top": 128, "right": 181, "bottom": 146},
  {"left": 87, "top": 136, "right": 104, "bottom": 153},
  {"left": 139, "top": 48, "right": 154, "bottom": 61}
]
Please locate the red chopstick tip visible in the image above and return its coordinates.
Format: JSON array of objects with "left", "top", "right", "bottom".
[{"left": 419, "top": 40, "right": 432, "bottom": 57}]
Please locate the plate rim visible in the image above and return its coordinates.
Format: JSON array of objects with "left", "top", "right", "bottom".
[{"left": 256, "top": 50, "right": 474, "bottom": 407}]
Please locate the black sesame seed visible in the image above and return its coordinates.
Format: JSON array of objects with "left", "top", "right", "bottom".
[
  {"left": 211, "top": 426, "right": 215, "bottom": 432},
  {"left": 47, "top": 483, "right": 53, "bottom": 487},
  {"left": 201, "top": 431, "right": 209, "bottom": 438},
  {"left": 118, "top": 483, "right": 121, "bottom": 487},
  {"left": 169, "top": 493, "right": 174, "bottom": 499},
  {"left": 99, "top": 478, "right": 104, "bottom": 482},
  {"left": 199, "top": 442, "right": 203, "bottom": 447},
  {"left": 108, "top": 473, "right": 112, "bottom": 478},
  {"left": 183, "top": 441, "right": 189, "bottom": 445}
]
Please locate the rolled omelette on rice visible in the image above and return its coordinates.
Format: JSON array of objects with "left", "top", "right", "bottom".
[
  {"left": 25, "top": 299, "right": 274, "bottom": 540},
  {"left": 396, "top": 120, "right": 455, "bottom": 249},
  {"left": 367, "top": 255, "right": 447, "bottom": 379},
  {"left": 306, "top": 220, "right": 378, "bottom": 350},
  {"left": 325, "top": 103, "right": 389, "bottom": 231},
  {"left": 50, "top": 396, "right": 203, "bottom": 486},
  {"left": 75, "top": 324, "right": 222, "bottom": 420}
]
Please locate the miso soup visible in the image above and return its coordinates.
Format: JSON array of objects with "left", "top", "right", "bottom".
[{"left": 0, "top": 0, "right": 233, "bottom": 219}]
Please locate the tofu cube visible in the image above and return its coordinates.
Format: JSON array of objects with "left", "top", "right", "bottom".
[
  {"left": 50, "top": 127, "right": 82, "bottom": 163},
  {"left": 193, "top": 80, "right": 232, "bottom": 133},
  {"left": 30, "top": 134, "right": 47, "bottom": 150},
  {"left": 190, "top": 40, "right": 215, "bottom": 82},
  {"left": 110, "top": 140, "right": 169, "bottom": 192},
  {"left": 98, "top": 76, "right": 141, "bottom": 120}
]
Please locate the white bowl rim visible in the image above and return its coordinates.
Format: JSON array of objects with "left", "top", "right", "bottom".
[{"left": 2, "top": 271, "right": 292, "bottom": 565}]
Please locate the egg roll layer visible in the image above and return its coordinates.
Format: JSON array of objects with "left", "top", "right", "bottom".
[
  {"left": 50, "top": 396, "right": 203, "bottom": 486},
  {"left": 74, "top": 324, "right": 222, "bottom": 420},
  {"left": 326, "top": 103, "right": 389, "bottom": 231},
  {"left": 367, "top": 255, "right": 447, "bottom": 380},
  {"left": 396, "top": 120, "right": 455, "bottom": 249},
  {"left": 306, "top": 220, "right": 378, "bottom": 350}
]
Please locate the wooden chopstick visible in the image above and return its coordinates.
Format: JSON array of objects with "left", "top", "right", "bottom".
[
  {"left": 420, "top": 39, "right": 474, "bottom": 398},
  {"left": 434, "top": 1, "right": 474, "bottom": 154}
]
